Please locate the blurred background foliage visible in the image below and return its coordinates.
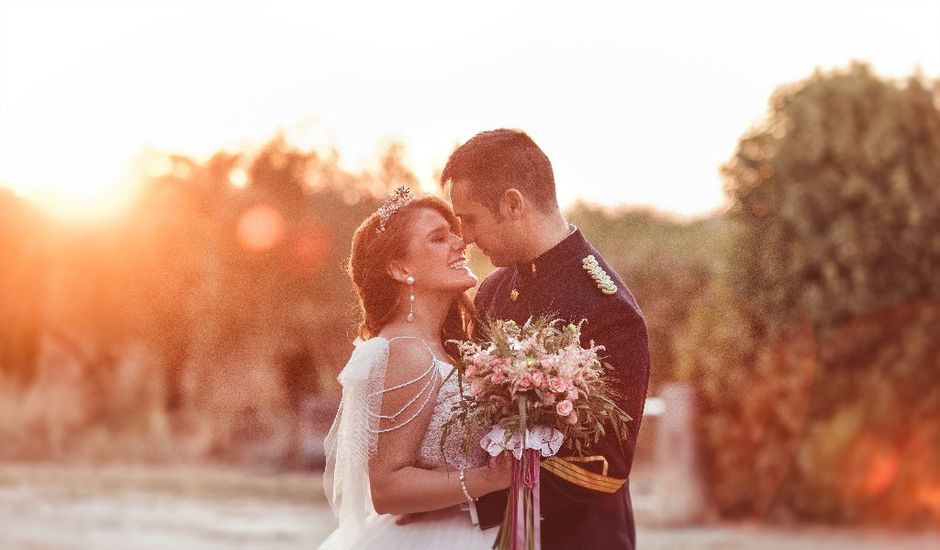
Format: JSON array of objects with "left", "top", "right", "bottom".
[
  {"left": 0, "top": 136, "right": 413, "bottom": 464},
  {"left": 714, "top": 63, "right": 940, "bottom": 526},
  {"left": 0, "top": 64, "right": 938, "bottom": 527}
]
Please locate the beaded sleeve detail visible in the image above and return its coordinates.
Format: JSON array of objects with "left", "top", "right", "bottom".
[
  {"left": 417, "top": 361, "right": 488, "bottom": 470},
  {"left": 367, "top": 338, "right": 440, "bottom": 434},
  {"left": 341, "top": 335, "right": 485, "bottom": 467}
]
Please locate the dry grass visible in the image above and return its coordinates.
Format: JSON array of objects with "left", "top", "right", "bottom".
[{"left": 0, "top": 462, "right": 325, "bottom": 503}]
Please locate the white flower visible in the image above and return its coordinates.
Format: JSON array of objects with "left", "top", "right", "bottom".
[
  {"left": 479, "top": 425, "right": 564, "bottom": 459},
  {"left": 525, "top": 425, "right": 564, "bottom": 457}
]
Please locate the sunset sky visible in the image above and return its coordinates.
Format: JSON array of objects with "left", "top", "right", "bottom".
[{"left": 1, "top": 0, "right": 938, "bottom": 220}]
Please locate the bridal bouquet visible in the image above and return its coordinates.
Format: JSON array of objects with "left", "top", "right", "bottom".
[{"left": 442, "top": 316, "right": 632, "bottom": 550}]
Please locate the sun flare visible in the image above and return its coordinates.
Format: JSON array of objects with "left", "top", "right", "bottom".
[{"left": 1, "top": 161, "right": 137, "bottom": 222}]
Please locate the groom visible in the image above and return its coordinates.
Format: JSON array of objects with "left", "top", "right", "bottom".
[{"left": 443, "top": 129, "right": 650, "bottom": 549}]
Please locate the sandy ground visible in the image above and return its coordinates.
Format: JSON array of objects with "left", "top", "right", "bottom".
[{"left": 0, "top": 463, "right": 937, "bottom": 550}]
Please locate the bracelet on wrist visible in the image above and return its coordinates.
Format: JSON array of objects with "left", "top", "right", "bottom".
[{"left": 458, "top": 469, "right": 477, "bottom": 502}]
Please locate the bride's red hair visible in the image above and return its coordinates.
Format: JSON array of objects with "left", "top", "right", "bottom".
[{"left": 348, "top": 195, "right": 475, "bottom": 349}]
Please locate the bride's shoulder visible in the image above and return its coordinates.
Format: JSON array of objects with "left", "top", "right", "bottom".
[
  {"left": 382, "top": 335, "right": 433, "bottom": 362},
  {"left": 375, "top": 335, "right": 436, "bottom": 384}
]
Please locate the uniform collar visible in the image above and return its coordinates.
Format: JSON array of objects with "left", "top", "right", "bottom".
[{"left": 514, "top": 225, "right": 587, "bottom": 281}]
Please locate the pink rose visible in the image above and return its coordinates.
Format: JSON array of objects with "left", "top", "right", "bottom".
[
  {"left": 490, "top": 371, "right": 506, "bottom": 384},
  {"left": 470, "top": 379, "right": 485, "bottom": 396},
  {"left": 555, "top": 399, "right": 574, "bottom": 417},
  {"left": 548, "top": 376, "right": 567, "bottom": 393},
  {"left": 566, "top": 410, "right": 579, "bottom": 425},
  {"left": 566, "top": 389, "right": 579, "bottom": 401},
  {"left": 530, "top": 371, "right": 545, "bottom": 389},
  {"left": 517, "top": 374, "right": 533, "bottom": 391}
]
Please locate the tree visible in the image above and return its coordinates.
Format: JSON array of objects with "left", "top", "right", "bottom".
[
  {"left": 0, "top": 190, "right": 46, "bottom": 382},
  {"left": 0, "top": 134, "right": 418, "bottom": 464},
  {"left": 721, "top": 63, "right": 940, "bottom": 525},
  {"left": 724, "top": 63, "right": 940, "bottom": 327}
]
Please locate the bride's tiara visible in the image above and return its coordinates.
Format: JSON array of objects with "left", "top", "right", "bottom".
[{"left": 376, "top": 186, "right": 416, "bottom": 232}]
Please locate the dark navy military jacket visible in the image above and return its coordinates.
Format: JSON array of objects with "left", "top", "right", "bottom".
[{"left": 474, "top": 227, "right": 651, "bottom": 550}]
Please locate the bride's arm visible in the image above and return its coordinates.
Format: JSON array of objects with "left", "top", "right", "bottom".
[{"left": 368, "top": 339, "right": 510, "bottom": 515}]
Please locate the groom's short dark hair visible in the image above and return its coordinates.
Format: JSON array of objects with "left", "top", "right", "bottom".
[{"left": 440, "top": 129, "right": 557, "bottom": 214}]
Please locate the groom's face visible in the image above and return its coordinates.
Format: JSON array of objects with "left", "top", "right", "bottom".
[{"left": 449, "top": 180, "right": 517, "bottom": 267}]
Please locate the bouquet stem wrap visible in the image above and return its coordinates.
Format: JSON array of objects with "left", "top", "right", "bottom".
[
  {"left": 516, "top": 448, "right": 541, "bottom": 550},
  {"left": 483, "top": 425, "right": 563, "bottom": 550},
  {"left": 498, "top": 447, "right": 544, "bottom": 550}
]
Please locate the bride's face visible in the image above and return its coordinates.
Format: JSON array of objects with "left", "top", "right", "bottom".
[{"left": 397, "top": 207, "right": 477, "bottom": 292}]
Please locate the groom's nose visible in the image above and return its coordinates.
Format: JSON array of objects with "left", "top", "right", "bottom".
[{"left": 460, "top": 227, "right": 475, "bottom": 245}]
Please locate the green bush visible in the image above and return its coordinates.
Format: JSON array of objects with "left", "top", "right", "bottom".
[
  {"left": 723, "top": 63, "right": 940, "bottom": 327},
  {"left": 712, "top": 63, "right": 940, "bottom": 525},
  {"left": 674, "top": 279, "right": 815, "bottom": 518},
  {"left": 776, "top": 305, "right": 940, "bottom": 526}
]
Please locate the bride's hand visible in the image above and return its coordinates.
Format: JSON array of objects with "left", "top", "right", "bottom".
[
  {"left": 470, "top": 452, "right": 513, "bottom": 494},
  {"left": 491, "top": 452, "right": 514, "bottom": 489}
]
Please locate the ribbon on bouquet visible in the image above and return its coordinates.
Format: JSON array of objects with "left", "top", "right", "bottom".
[
  {"left": 481, "top": 426, "right": 563, "bottom": 550},
  {"left": 509, "top": 448, "right": 542, "bottom": 550}
]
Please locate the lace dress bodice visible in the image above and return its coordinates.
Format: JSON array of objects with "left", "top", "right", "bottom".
[{"left": 417, "top": 358, "right": 487, "bottom": 470}]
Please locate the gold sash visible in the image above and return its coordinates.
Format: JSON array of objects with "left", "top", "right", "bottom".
[{"left": 541, "top": 455, "right": 626, "bottom": 494}]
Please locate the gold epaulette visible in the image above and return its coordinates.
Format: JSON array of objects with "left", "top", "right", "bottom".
[
  {"left": 582, "top": 255, "right": 618, "bottom": 295},
  {"left": 541, "top": 455, "right": 626, "bottom": 494}
]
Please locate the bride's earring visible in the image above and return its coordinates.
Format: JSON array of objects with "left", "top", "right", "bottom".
[{"left": 406, "top": 275, "right": 416, "bottom": 322}]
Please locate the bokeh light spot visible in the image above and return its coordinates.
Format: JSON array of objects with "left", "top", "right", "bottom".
[
  {"left": 918, "top": 485, "right": 940, "bottom": 512},
  {"left": 289, "top": 222, "right": 331, "bottom": 276},
  {"left": 237, "top": 204, "right": 285, "bottom": 252},
  {"left": 861, "top": 450, "right": 899, "bottom": 496},
  {"left": 229, "top": 168, "right": 248, "bottom": 189},
  {"left": 843, "top": 438, "right": 901, "bottom": 497}
]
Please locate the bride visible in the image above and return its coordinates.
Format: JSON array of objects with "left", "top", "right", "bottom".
[{"left": 319, "top": 187, "right": 511, "bottom": 549}]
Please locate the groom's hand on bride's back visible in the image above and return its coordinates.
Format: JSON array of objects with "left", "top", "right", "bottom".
[{"left": 395, "top": 505, "right": 461, "bottom": 525}]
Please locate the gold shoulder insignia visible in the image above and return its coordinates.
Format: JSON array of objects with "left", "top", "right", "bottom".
[{"left": 582, "top": 255, "right": 617, "bottom": 295}]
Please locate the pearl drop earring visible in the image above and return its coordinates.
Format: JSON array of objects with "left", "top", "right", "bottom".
[{"left": 406, "top": 275, "right": 416, "bottom": 322}]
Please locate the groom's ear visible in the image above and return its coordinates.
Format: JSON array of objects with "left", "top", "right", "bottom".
[
  {"left": 499, "top": 189, "right": 525, "bottom": 221},
  {"left": 386, "top": 260, "right": 410, "bottom": 283}
]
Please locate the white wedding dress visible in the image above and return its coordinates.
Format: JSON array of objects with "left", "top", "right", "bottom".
[{"left": 319, "top": 336, "right": 496, "bottom": 550}]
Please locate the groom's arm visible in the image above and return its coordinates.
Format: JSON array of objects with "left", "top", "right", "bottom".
[
  {"left": 583, "top": 305, "right": 650, "bottom": 475},
  {"left": 537, "top": 306, "right": 650, "bottom": 519}
]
